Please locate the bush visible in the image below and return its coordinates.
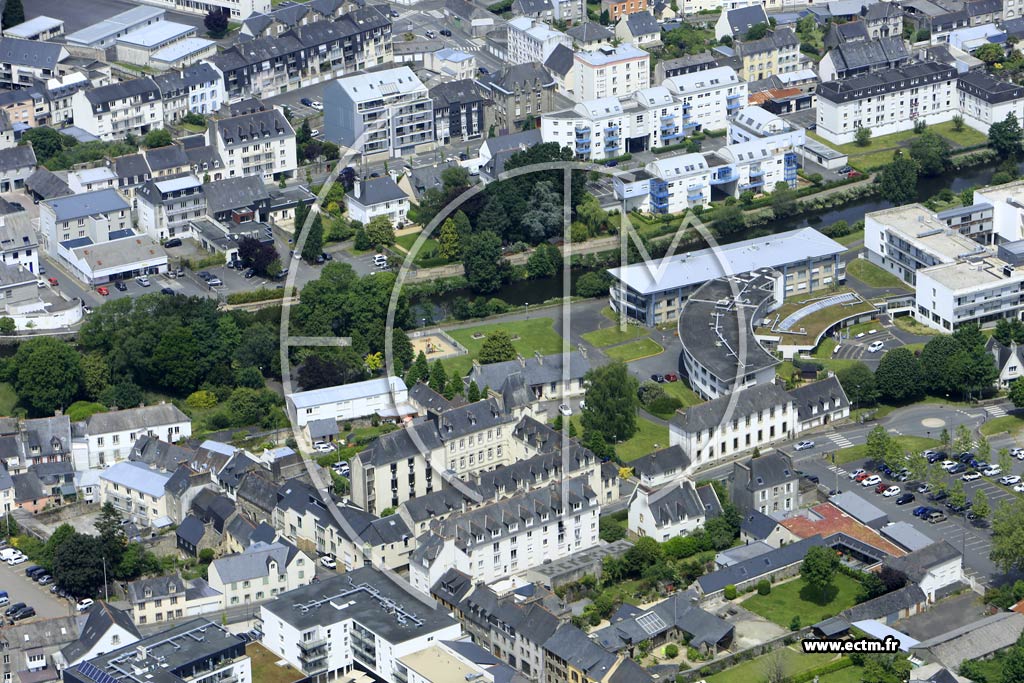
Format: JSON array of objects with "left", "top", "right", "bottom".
[
  {"left": 225, "top": 288, "right": 288, "bottom": 305},
  {"left": 647, "top": 396, "right": 683, "bottom": 415},
  {"left": 665, "top": 644, "right": 679, "bottom": 659},
  {"left": 723, "top": 584, "right": 737, "bottom": 600},
  {"left": 790, "top": 615, "right": 802, "bottom": 631},
  {"left": 757, "top": 579, "right": 771, "bottom": 595},
  {"left": 199, "top": 548, "right": 215, "bottom": 563}
]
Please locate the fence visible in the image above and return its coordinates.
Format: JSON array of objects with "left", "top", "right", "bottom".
[{"left": 676, "top": 628, "right": 814, "bottom": 682}]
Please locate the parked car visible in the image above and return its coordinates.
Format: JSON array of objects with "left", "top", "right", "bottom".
[
  {"left": 24, "top": 566, "right": 42, "bottom": 579},
  {"left": 882, "top": 485, "right": 901, "bottom": 497},
  {"left": 163, "top": 238, "right": 182, "bottom": 248},
  {"left": 319, "top": 555, "right": 337, "bottom": 569},
  {"left": 855, "top": 471, "right": 870, "bottom": 482},
  {"left": 949, "top": 463, "right": 968, "bottom": 474},
  {"left": 7, "top": 555, "right": 25, "bottom": 565},
  {"left": 874, "top": 482, "right": 889, "bottom": 494},
  {"left": 861, "top": 475, "right": 881, "bottom": 487},
  {"left": 244, "top": 268, "right": 255, "bottom": 279},
  {"left": 440, "top": 28, "right": 452, "bottom": 35},
  {"left": 114, "top": 280, "right": 127, "bottom": 291},
  {"left": 96, "top": 286, "right": 109, "bottom": 296},
  {"left": 929, "top": 489, "right": 949, "bottom": 502},
  {"left": 389, "top": 8, "right": 400, "bottom": 16},
  {"left": 927, "top": 511, "right": 947, "bottom": 524},
  {"left": 313, "top": 442, "right": 334, "bottom": 454},
  {"left": 300, "top": 97, "right": 314, "bottom": 106},
  {"left": 926, "top": 451, "right": 946, "bottom": 464},
  {"left": 161, "top": 287, "right": 175, "bottom": 296},
  {"left": 207, "top": 277, "right": 223, "bottom": 287},
  {"left": 1002, "top": 475, "right": 1023, "bottom": 486},
  {"left": 47, "top": 277, "right": 58, "bottom": 287},
  {"left": 895, "top": 493, "right": 915, "bottom": 505},
  {"left": 197, "top": 271, "right": 212, "bottom": 280},
  {"left": 558, "top": 404, "right": 572, "bottom": 416},
  {"left": 912, "top": 506, "right": 935, "bottom": 517},
  {"left": 650, "top": 374, "right": 666, "bottom": 383},
  {"left": 4, "top": 602, "right": 25, "bottom": 617},
  {"left": 37, "top": 575, "right": 53, "bottom": 586},
  {"left": 135, "top": 275, "right": 151, "bottom": 287},
  {"left": 849, "top": 468, "right": 866, "bottom": 480},
  {"left": 1015, "top": 483, "right": 1024, "bottom": 493},
  {"left": 982, "top": 465, "right": 1003, "bottom": 477},
  {"left": 917, "top": 483, "right": 931, "bottom": 494},
  {"left": 478, "top": 66, "right": 490, "bottom": 75},
  {"left": 664, "top": 373, "right": 678, "bottom": 382},
  {"left": 794, "top": 441, "right": 815, "bottom": 451},
  {"left": 962, "top": 471, "right": 982, "bottom": 482},
  {"left": 0, "top": 591, "right": 8, "bottom": 607},
  {"left": 940, "top": 460, "right": 957, "bottom": 471},
  {"left": 10, "top": 606, "right": 35, "bottom": 622},
  {"left": 867, "top": 340, "right": 884, "bottom": 353}
]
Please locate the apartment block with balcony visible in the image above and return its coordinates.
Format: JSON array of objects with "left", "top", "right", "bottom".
[
  {"left": 572, "top": 44, "right": 650, "bottom": 103},
  {"left": 0, "top": 37, "right": 69, "bottom": 90},
  {"left": 507, "top": 17, "right": 571, "bottom": 65},
  {"left": 260, "top": 568, "right": 461, "bottom": 682},
  {"left": 71, "top": 78, "right": 165, "bottom": 142},
  {"left": 915, "top": 257, "right": 1024, "bottom": 331},
  {"left": 324, "top": 66, "right": 434, "bottom": 159},
  {"left": 816, "top": 61, "right": 958, "bottom": 145},
  {"left": 136, "top": 175, "right": 207, "bottom": 242},
  {"left": 211, "top": 107, "right": 296, "bottom": 180}
]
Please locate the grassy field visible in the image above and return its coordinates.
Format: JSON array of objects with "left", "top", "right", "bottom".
[
  {"left": 834, "top": 435, "right": 941, "bottom": 465},
  {"left": 705, "top": 647, "right": 838, "bottom": 683},
  {"left": 662, "top": 380, "right": 704, "bottom": 408},
  {"left": 818, "top": 666, "right": 865, "bottom": 683},
  {"left": 582, "top": 323, "right": 648, "bottom": 347},
  {"left": 846, "top": 259, "right": 911, "bottom": 290},
  {"left": 742, "top": 574, "right": 863, "bottom": 627},
  {"left": 616, "top": 416, "right": 671, "bottom": 461},
  {"left": 834, "top": 229, "right": 865, "bottom": 247},
  {"left": 247, "top": 644, "right": 304, "bottom": 683},
  {"left": 444, "top": 318, "right": 565, "bottom": 377},
  {"left": 981, "top": 414, "right": 1024, "bottom": 437},
  {"left": 603, "top": 338, "right": 663, "bottom": 362},
  {"left": 891, "top": 315, "right": 940, "bottom": 336},
  {"left": 394, "top": 232, "right": 448, "bottom": 267},
  {"left": 808, "top": 121, "right": 988, "bottom": 171},
  {"left": 0, "top": 383, "right": 17, "bottom": 415},
  {"left": 758, "top": 287, "right": 877, "bottom": 345}
]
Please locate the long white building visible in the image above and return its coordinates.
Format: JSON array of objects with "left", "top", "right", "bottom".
[
  {"left": 958, "top": 71, "right": 1024, "bottom": 135},
  {"left": 507, "top": 17, "right": 571, "bottom": 65},
  {"left": 286, "top": 376, "right": 409, "bottom": 428},
  {"left": 816, "top": 62, "right": 958, "bottom": 145}
]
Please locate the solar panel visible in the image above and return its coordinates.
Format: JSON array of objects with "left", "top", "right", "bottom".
[
  {"left": 79, "top": 661, "right": 119, "bottom": 683},
  {"left": 636, "top": 612, "right": 668, "bottom": 636}
]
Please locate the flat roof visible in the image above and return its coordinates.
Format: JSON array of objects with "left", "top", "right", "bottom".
[
  {"left": 151, "top": 37, "right": 215, "bottom": 63},
  {"left": 399, "top": 645, "right": 481, "bottom": 681},
  {"left": 66, "top": 6, "right": 165, "bottom": 46},
  {"left": 73, "top": 166, "right": 118, "bottom": 184},
  {"left": 117, "top": 21, "right": 194, "bottom": 48},
  {"left": 155, "top": 175, "right": 202, "bottom": 193},
  {"left": 71, "top": 235, "right": 167, "bottom": 272},
  {"left": 287, "top": 376, "right": 407, "bottom": 409},
  {"left": 609, "top": 226, "right": 844, "bottom": 295},
  {"left": 918, "top": 256, "right": 1022, "bottom": 291},
  {"left": 868, "top": 203, "right": 985, "bottom": 264},
  {"left": 3, "top": 16, "right": 63, "bottom": 38},
  {"left": 575, "top": 43, "right": 649, "bottom": 66},
  {"left": 44, "top": 188, "right": 128, "bottom": 222}
]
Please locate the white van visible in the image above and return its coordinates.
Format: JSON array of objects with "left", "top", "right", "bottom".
[{"left": 0, "top": 547, "right": 21, "bottom": 562}]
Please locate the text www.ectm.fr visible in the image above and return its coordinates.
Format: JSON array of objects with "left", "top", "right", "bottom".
[{"left": 802, "top": 637, "right": 901, "bottom": 654}]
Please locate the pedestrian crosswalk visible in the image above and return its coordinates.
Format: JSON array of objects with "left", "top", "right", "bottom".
[
  {"left": 829, "top": 433, "right": 854, "bottom": 448},
  {"left": 986, "top": 405, "right": 1008, "bottom": 418},
  {"left": 827, "top": 464, "right": 849, "bottom": 477}
]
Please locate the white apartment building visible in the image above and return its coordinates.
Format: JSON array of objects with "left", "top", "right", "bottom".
[
  {"left": 915, "top": 257, "right": 1024, "bottom": 331},
  {"left": 614, "top": 153, "right": 712, "bottom": 214},
  {"left": 135, "top": 175, "right": 207, "bottom": 242},
  {"left": 572, "top": 44, "right": 650, "bottom": 103},
  {"left": 68, "top": 167, "right": 118, "bottom": 195},
  {"left": 0, "top": 214, "right": 39, "bottom": 274},
  {"left": 99, "top": 461, "right": 172, "bottom": 528},
  {"left": 542, "top": 67, "right": 745, "bottom": 161},
  {"left": 959, "top": 71, "right": 1024, "bottom": 135},
  {"left": 324, "top": 66, "right": 434, "bottom": 159},
  {"left": 70, "top": 77, "right": 165, "bottom": 141},
  {"left": 210, "top": 107, "right": 296, "bottom": 180},
  {"left": 669, "top": 381, "right": 797, "bottom": 468},
  {"left": 260, "top": 568, "right": 462, "bottom": 682},
  {"left": 629, "top": 481, "right": 721, "bottom": 541},
  {"left": 286, "top": 376, "right": 409, "bottom": 429},
  {"left": 344, "top": 176, "right": 410, "bottom": 226},
  {"left": 409, "top": 477, "right": 600, "bottom": 594},
  {"left": 975, "top": 179, "right": 1024, "bottom": 242},
  {"left": 38, "top": 189, "right": 131, "bottom": 257},
  {"left": 683, "top": 0, "right": 758, "bottom": 16},
  {"left": 208, "top": 541, "right": 313, "bottom": 608},
  {"left": 729, "top": 105, "right": 806, "bottom": 148},
  {"left": 816, "top": 62, "right": 958, "bottom": 145},
  {"left": 142, "top": 0, "right": 270, "bottom": 20},
  {"left": 507, "top": 17, "right": 571, "bottom": 65},
  {"left": 80, "top": 404, "right": 191, "bottom": 469}
]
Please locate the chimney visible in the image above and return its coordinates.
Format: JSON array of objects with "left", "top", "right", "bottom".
[
  {"left": 354, "top": 178, "right": 362, "bottom": 199},
  {"left": 136, "top": 645, "right": 148, "bottom": 661},
  {"left": 534, "top": 351, "right": 543, "bottom": 364},
  {"left": 517, "top": 354, "right": 526, "bottom": 368}
]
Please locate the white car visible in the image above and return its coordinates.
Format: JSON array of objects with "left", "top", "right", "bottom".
[
  {"left": 983, "top": 465, "right": 1003, "bottom": 477},
  {"left": 940, "top": 460, "right": 958, "bottom": 472},
  {"left": 867, "top": 341, "right": 885, "bottom": 353},
  {"left": 962, "top": 471, "right": 982, "bottom": 481},
  {"left": 1000, "top": 475, "right": 1022, "bottom": 486},
  {"left": 849, "top": 468, "right": 866, "bottom": 480},
  {"left": 1013, "top": 447, "right": 1024, "bottom": 459},
  {"left": 882, "top": 486, "right": 901, "bottom": 497},
  {"left": 76, "top": 598, "right": 94, "bottom": 612},
  {"left": 794, "top": 441, "right": 815, "bottom": 451},
  {"left": 313, "top": 441, "right": 334, "bottom": 454},
  {"left": 319, "top": 556, "right": 337, "bottom": 569},
  {"left": 862, "top": 475, "right": 882, "bottom": 487},
  {"left": 310, "top": 100, "right": 323, "bottom": 111},
  {"left": 1015, "top": 483, "right": 1024, "bottom": 493},
  {"left": 135, "top": 275, "right": 151, "bottom": 287},
  {"left": 7, "top": 555, "right": 25, "bottom": 565},
  {"left": 579, "top": 400, "right": 587, "bottom": 410},
  {"left": 558, "top": 404, "right": 572, "bottom": 417}
]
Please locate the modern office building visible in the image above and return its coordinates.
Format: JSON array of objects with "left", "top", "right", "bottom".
[{"left": 607, "top": 226, "right": 846, "bottom": 326}]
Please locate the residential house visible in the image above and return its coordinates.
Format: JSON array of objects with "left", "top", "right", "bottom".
[
  {"left": 591, "top": 592, "right": 733, "bottom": 657},
  {"left": 789, "top": 375, "right": 850, "bottom": 430},
  {"left": 864, "top": 1, "right": 903, "bottom": 38},
  {"left": 883, "top": 541, "right": 964, "bottom": 601},
  {"left": 543, "top": 624, "right": 654, "bottom": 683},
  {"left": 818, "top": 37, "right": 911, "bottom": 82},
  {"left": 615, "top": 12, "right": 662, "bottom": 47},
  {"left": 628, "top": 480, "right": 722, "bottom": 541},
  {"left": 567, "top": 21, "right": 614, "bottom": 51},
  {"left": 344, "top": 176, "right": 410, "bottom": 226},
  {"left": 153, "top": 63, "right": 224, "bottom": 122},
  {"left": 59, "top": 603, "right": 141, "bottom": 668},
  {"left": 0, "top": 616, "right": 82, "bottom": 683},
  {"left": 730, "top": 450, "right": 800, "bottom": 516},
  {"left": 210, "top": 107, "right": 296, "bottom": 181},
  {"left": 125, "top": 575, "right": 190, "bottom": 625},
  {"left": 511, "top": 0, "right": 585, "bottom": 26},
  {"left": 431, "top": 79, "right": 489, "bottom": 145},
  {"left": 0, "top": 415, "right": 72, "bottom": 474},
  {"left": 714, "top": 4, "right": 769, "bottom": 41},
  {"left": 602, "top": 0, "right": 649, "bottom": 23},
  {"left": 99, "top": 460, "right": 173, "bottom": 528},
  {"left": 465, "top": 351, "right": 590, "bottom": 402},
  {"left": 629, "top": 445, "right": 690, "bottom": 489},
  {"left": 987, "top": 337, "right": 1024, "bottom": 386},
  {"left": 0, "top": 145, "right": 36, "bottom": 193},
  {"left": 207, "top": 540, "right": 313, "bottom": 609},
  {"left": 478, "top": 62, "right": 558, "bottom": 131},
  {"left": 0, "top": 37, "right": 69, "bottom": 90},
  {"left": 958, "top": 70, "right": 1024, "bottom": 134},
  {"left": 734, "top": 28, "right": 800, "bottom": 82},
  {"left": 0, "top": 213, "right": 39, "bottom": 273},
  {"left": 136, "top": 175, "right": 207, "bottom": 243},
  {"left": 70, "top": 78, "right": 164, "bottom": 141}
]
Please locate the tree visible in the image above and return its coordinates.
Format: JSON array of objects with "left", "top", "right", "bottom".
[
  {"left": 228, "top": 387, "right": 274, "bottom": 425},
  {"left": 526, "top": 243, "right": 561, "bottom": 279},
  {"left": 771, "top": 182, "right": 797, "bottom": 218},
  {"left": 117, "top": 543, "right": 161, "bottom": 580},
  {"left": 855, "top": 127, "right": 872, "bottom": 147},
  {"left": 143, "top": 129, "right": 173, "bottom": 148},
  {"left": 874, "top": 347, "right": 924, "bottom": 404},
  {"left": 20, "top": 127, "right": 64, "bottom": 160},
  {"left": 53, "top": 532, "right": 107, "bottom": 598},
  {"left": 300, "top": 211, "right": 324, "bottom": 262},
  {"left": 976, "top": 42, "right": 1006, "bottom": 64},
  {"left": 836, "top": 362, "right": 878, "bottom": 407},
  {"left": 462, "top": 231, "right": 508, "bottom": 294},
  {"left": 908, "top": 131, "right": 952, "bottom": 176},
  {"left": 947, "top": 480, "right": 967, "bottom": 510},
  {"left": 406, "top": 350, "right": 430, "bottom": 385},
  {"left": 519, "top": 181, "right": 563, "bottom": 242},
  {"left": 992, "top": 498, "right": 1024, "bottom": 572},
  {"left": 581, "top": 361, "right": 640, "bottom": 443},
  {"left": 94, "top": 502, "right": 127, "bottom": 569},
  {"left": 466, "top": 381, "right": 481, "bottom": 402},
  {"left": 479, "top": 330, "right": 517, "bottom": 364},
  {"left": 1012, "top": 380, "right": 1024, "bottom": 408},
  {"left": 878, "top": 153, "right": 919, "bottom": 205},
  {"left": 801, "top": 545, "right": 840, "bottom": 601},
  {"left": 441, "top": 166, "right": 470, "bottom": 195},
  {"left": 920, "top": 334, "right": 963, "bottom": 396},
  {"left": 81, "top": 352, "right": 111, "bottom": 401},
  {"left": 297, "top": 349, "right": 367, "bottom": 389},
  {"left": 974, "top": 489, "right": 991, "bottom": 522},
  {"left": 714, "top": 204, "right": 745, "bottom": 236},
  {"left": 600, "top": 8, "right": 610, "bottom": 23},
  {"left": 365, "top": 215, "right": 395, "bottom": 247},
  {"left": 237, "top": 236, "right": 280, "bottom": 277},
  {"left": 763, "top": 649, "right": 788, "bottom": 683},
  {"left": 990, "top": 112, "right": 1024, "bottom": 159},
  {"left": 40, "top": 523, "right": 77, "bottom": 571},
  {"left": 1, "top": 0, "right": 24, "bottom": 30},
  {"left": 576, "top": 271, "right": 613, "bottom": 298},
  {"left": 745, "top": 22, "right": 769, "bottom": 40},
  {"left": 438, "top": 218, "right": 461, "bottom": 260},
  {"left": 204, "top": 8, "right": 230, "bottom": 38},
  {"left": 429, "top": 359, "right": 447, "bottom": 393},
  {"left": 100, "top": 381, "right": 143, "bottom": 411},
  {"left": 12, "top": 337, "right": 83, "bottom": 416},
  {"left": 952, "top": 114, "right": 965, "bottom": 132},
  {"left": 866, "top": 425, "right": 893, "bottom": 464},
  {"left": 861, "top": 655, "right": 912, "bottom": 683}
]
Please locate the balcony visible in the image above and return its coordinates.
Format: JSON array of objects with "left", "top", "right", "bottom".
[
  {"left": 605, "top": 130, "right": 620, "bottom": 142},
  {"left": 575, "top": 135, "right": 591, "bottom": 144},
  {"left": 710, "top": 168, "right": 735, "bottom": 185},
  {"left": 606, "top": 122, "right": 619, "bottom": 130},
  {"left": 661, "top": 113, "right": 675, "bottom": 120},
  {"left": 727, "top": 93, "right": 741, "bottom": 100},
  {"left": 742, "top": 179, "right": 765, "bottom": 189},
  {"left": 688, "top": 190, "right": 703, "bottom": 201},
  {"left": 683, "top": 121, "right": 699, "bottom": 129},
  {"left": 727, "top": 101, "right": 741, "bottom": 110},
  {"left": 749, "top": 168, "right": 764, "bottom": 177}
]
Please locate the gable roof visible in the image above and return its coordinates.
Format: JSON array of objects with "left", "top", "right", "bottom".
[
  {"left": 725, "top": 5, "right": 769, "bottom": 36},
  {"left": 825, "top": 35, "right": 909, "bottom": 74},
  {"left": 26, "top": 168, "right": 71, "bottom": 199},
  {"left": 624, "top": 12, "right": 660, "bottom": 36},
  {"left": 677, "top": 382, "right": 793, "bottom": 435},
  {"left": 176, "top": 514, "right": 206, "bottom": 547},
  {"left": 203, "top": 175, "right": 270, "bottom": 214},
  {"left": 789, "top": 376, "right": 850, "bottom": 422},
  {"left": 697, "top": 535, "right": 827, "bottom": 593},
  {"left": 641, "top": 480, "right": 715, "bottom": 528},
  {"left": 465, "top": 351, "right": 590, "bottom": 391},
  {"left": 60, "top": 602, "right": 140, "bottom": 664},
  {"left": 567, "top": 21, "right": 613, "bottom": 43},
  {"left": 0, "top": 36, "right": 65, "bottom": 69},
  {"left": 0, "top": 145, "right": 36, "bottom": 171},
  {"left": 210, "top": 541, "right": 298, "bottom": 584},
  {"left": 86, "top": 404, "right": 188, "bottom": 434},
  {"left": 544, "top": 43, "right": 575, "bottom": 77},
  {"left": 911, "top": 612, "right": 1024, "bottom": 669},
  {"left": 884, "top": 541, "right": 961, "bottom": 582},
  {"left": 740, "top": 509, "right": 780, "bottom": 539},
  {"left": 629, "top": 445, "right": 691, "bottom": 480},
  {"left": 350, "top": 175, "right": 407, "bottom": 207}
]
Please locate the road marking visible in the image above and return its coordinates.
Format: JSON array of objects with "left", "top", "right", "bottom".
[
  {"left": 827, "top": 465, "right": 849, "bottom": 477},
  {"left": 986, "top": 405, "right": 1008, "bottom": 418},
  {"left": 829, "top": 434, "right": 853, "bottom": 448}
]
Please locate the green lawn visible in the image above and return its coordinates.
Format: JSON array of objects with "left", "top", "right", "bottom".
[
  {"left": 444, "top": 318, "right": 565, "bottom": 377},
  {"left": 0, "top": 383, "right": 17, "bottom": 415},
  {"left": 813, "top": 338, "right": 838, "bottom": 359},
  {"left": 742, "top": 574, "right": 863, "bottom": 627},
  {"left": 818, "top": 666, "right": 865, "bottom": 683},
  {"left": 603, "top": 338, "right": 663, "bottom": 362},
  {"left": 705, "top": 647, "right": 838, "bottom": 683},
  {"left": 891, "top": 315, "right": 940, "bottom": 336},
  {"left": 808, "top": 122, "right": 989, "bottom": 172},
  {"left": 846, "top": 259, "right": 911, "bottom": 290},
  {"left": 394, "top": 231, "right": 449, "bottom": 267},
  {"left": 616, "top": 416, "right": 671, "bottom": 461},
  {"left": 662, "top": 380, "right": 704, "bottom": 408},
  {"left": 247, "top": 644, "right": 304, "bottom": 683},
  {"left": 835, "top": 229, "right": 865, "bottom": 247},
  {"left": 582, "top": 323, "right": 647, "bottom": 347},
  {"left": 981, "top": 414, "right": 1024, "bottom": 437},
  {"left": 834, "top": 435, "right": 941, "bottom": 465}
]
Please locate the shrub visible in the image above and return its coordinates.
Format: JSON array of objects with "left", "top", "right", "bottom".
[
  {"left": 757, "top": 579, "right": 771, "bottom": 595},
  {"left": 664, "top": 644, "right": 679, "bottom": 659},
  {"left": 723, "top": 584, "right": 737, "bottom": 600},
  {"left": 790, "top": 615, "right": 802, "bottom": 631},
  {"left": 199, "top": 548, "right": 215, "bottom": 563},
  {"left": 186, "top": 390, "right": 218, "bottom": 410}
]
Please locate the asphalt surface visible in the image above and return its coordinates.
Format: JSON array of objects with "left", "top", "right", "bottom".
[{"left": 0, "top": 555, "right": 77, "bottom": 623}]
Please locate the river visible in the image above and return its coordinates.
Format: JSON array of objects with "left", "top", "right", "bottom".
[{"left": 413, "top": 158, "right": 1023, "bottom": 322}]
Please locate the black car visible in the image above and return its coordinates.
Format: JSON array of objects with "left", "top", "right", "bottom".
[
  {"left": 24, "top": 565, "right": 42, "bottom": 578},
  {"left": 478, "top": 66, "right": 490, "bottom": 75},
  {"left": 4, "top": 602, "right": 25, "bottom": 617},
  {"left": 160, "top": 287, "right": 175, "bottom": 295},
  {"left": 440, "top": 28, "right": 452, "bottom": 35},
  {"left": 949, "top": 463, "right": 968, "bottom": 474},
  {"left": 244, "top": 268, "right": 255, "bottom": 279},
  {"left": 10, "top": 606, "right": 35, "bottom": 622},
  {"left": 929, "top": 489, "right": 949, "bottom": 502},
  {"left": 650, "top": 374, "right": 666, "bottom": 383},
  {"left": 300, "top": 97, "right": 314, "bottom": 106},
  {"left": 197, "top": 271, "right": 212, "bottom": 280},
  {"left": 926, "top": 451, "right": 946, "bottom": 464},
  {"left": 163, "top": 238, "right": 182, "bottom": 248},
  {"left": 895, "top": 493, "right": 915, "bottom": 505},
  {"left": 114, "top": 280, "right": 127, "bottom": 291}
]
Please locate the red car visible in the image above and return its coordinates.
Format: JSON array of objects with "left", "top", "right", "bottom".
[
  {"left": 854, "top": 472, "right": 870, "bottom": 482},
  {"left": 664, "top": 373, "right": 678, "bottom": 382},
  {"left": 96, "top": 286, "right": 109, "bottom": 296},
  {"left": 47, "top": 277, "right": 58, "bottom": 287},
  {"left": 875, "top": 482, "right": 889, "bottom": 494}
]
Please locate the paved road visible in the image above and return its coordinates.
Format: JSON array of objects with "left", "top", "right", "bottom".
[{"left": 0, "top": 556, "right": 76, "bottom": 623}]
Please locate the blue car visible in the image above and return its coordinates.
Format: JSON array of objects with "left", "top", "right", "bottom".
[
  {"left": 949, "top": 463, "right": 968, "bottom": 474},
  {"left": 912, "top": 505, "right": 929, "bottom": 516}
]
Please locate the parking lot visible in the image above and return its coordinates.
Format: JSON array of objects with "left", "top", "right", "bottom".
[
  {"left": 830, "top": 324, "right": 899, "bottom": 368},
  {"left": 0, "top": 552, "right": 76, "bottom": 622}
]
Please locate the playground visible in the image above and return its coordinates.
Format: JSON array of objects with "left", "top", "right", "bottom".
[{"left": 410, "top": 330, "right": 465, "bottom": 361}]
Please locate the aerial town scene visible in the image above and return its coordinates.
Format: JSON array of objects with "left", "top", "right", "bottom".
[{"left": 6, "top": 0, "right": 1024, "bottom": 681}]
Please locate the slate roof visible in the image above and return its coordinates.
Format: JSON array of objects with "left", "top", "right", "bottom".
[
  {"left": 214, "top": 108, "right": 293, "bottom": 147},
  {"left": 818, "top": 61, "right": 957, "bottom": 103},
  {"left": 543, "top": 625, "right": 619, "bottom": 679},
  {"left": 402, "top": 487, "right": 470, "bottom": 526},
  {"left": 631, "top": 445, "right": 690, "bottom": 480},
  {"left": 841, "top": 584, "right": 926, "bottom": 621},
  {"left": 884, "top": 541, "right": 961, "bottom": 582},
  {"left": 473, "top": 439, "right": 599, "bottom": 498},
  {"left": 176, "top": 515, "right": 206, "bottom": 547},
  {"left": 740, "top": 509, "right": 780, "bottom": 539},
  {"left": 129, "top": 435, "right": 195, "bottom": 472},
  {"left": 211, "top": 540, "right": 298, "bottom": 584},
  {"left": 203, "top": 175, "right": 270, "bottom": 214},
  {"left": 60, "top": 602, "right": 140, "bottom": 664},
  {"left": 85, "top": 78, "right": 160, "bottom": 107},
  {"left": 624, "top": 12, "right": 660, "bottom": 36},
  {"left": 12, "top": 471, "right": 45, "bottom": 503},
  {"left": 544, "top": 43, "right": 575, "bottom": 77},
  {"left": 0, "top": 145, "right": 36, "bottom": 172},
  {"left": 725, "top": 5, "right": 769, "bottom": 36},
  {"left": 0, "top": 36, "right": 64, "bottom": 69},
  {"left": 479, "top": 62, "right": 556, "bottom": 95},
  {"left": 567, "top": 21, "right": 613, "bottom": 43},
  {"left": 350, "top": 175, "right": 407, "bottom": 207},
  {"left": 826, "top": 35, "right": 909, "bottom": 74},
  {"left": 358, "top": 419, "right": 443, "bottom": 467},
  {"left": 642, "top": 481, "right": 717, "bottom": 528},
  {"left": 959, "top": 70, "right": 1024, "bottom": 104},
  {"left": 674, "top": 382, "right": 793, "bottom": 435},
  {"left": 697, "top": 535, "right": 828, "bottom": 593},
  {"left": 513, "top": 0, "right": 554, "bottom": 14},
  {"left": 86, "top": 404, "right": 188, "bottom": 434},
  {"left": 465, "top": 351, "right": 590, "bottom": 392},
  {"left": 408, "top": 382, "right": 454, "bottom": 413},
  {"left": 911, "top": 612, "right": 1024, "bottom": 669},
  {"left": 593, "top": 591, "right": 732, "bottom": 650},
  {"left": 789, "top": 376, "right": 849, "bottom": 423},
  {"left": 25, "top": 169, "right": 71, "bottom": 199},
  {"left": 144, "top": 144, "right": 189, "bottom": 173},
  {"left": 126, "top": 575, "right": 186, "bottom": 604},
  {"left": 736, "top": 28, "right": 798, "bottom": 56},
  {"left": 865, "top": 1, "right": 902, "bottom": 20},
  {"left": 430, "top": 78, "right": 487, "bottom": 108},
  {"left": 237, "top": 471, "right": 279, "bottom": 515}
]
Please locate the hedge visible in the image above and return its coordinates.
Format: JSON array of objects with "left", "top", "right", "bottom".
[
  {"left": 789, "top": 658, "right": 855, "bottom": 683},
  {"left": 226, "top": 288, "right": 290, "bottom": 304}
]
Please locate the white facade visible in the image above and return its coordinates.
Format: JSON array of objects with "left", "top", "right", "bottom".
[
  {"left": 683, "top": 0, "right": 758, "bottom": 15},
  {"left": 507, "top": 17, "right": 571, "bottom": 65},
  {"left": 139, "top": 0, "right": 270, "bottom": 20},
  {"left": 70, "top": 79, "right": 165, "bottom": 142},
  {"left": 628, "top": 483, "right": 712, "bottom": 541},
  {"left": 211, "top": 108, "right": 296, "bottom": 181},
  {"left": 572, "top": 44, "right": 650, "bottom": 103},
  {"left": 208, "top": 542, "right": 313, "bottom": 609},
  {"left": 914, "top": 259, "right": 1024, "bottom": 332},
  {"left": 286, "top": 376, "right": 409, "bottom": 427},
  {"left": 83, "top": 404, "right": 192, "bottom": 468},
  {"left": 99, "top": 461, "right": 172, "bottom": 528},
  {"left": 816, "top": 63, "right": 958, "bottom": 145}
]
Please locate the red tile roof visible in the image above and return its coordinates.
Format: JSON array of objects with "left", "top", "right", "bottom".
[{"left": 780, "top": 502, "right": 907, "bottom": 558}]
